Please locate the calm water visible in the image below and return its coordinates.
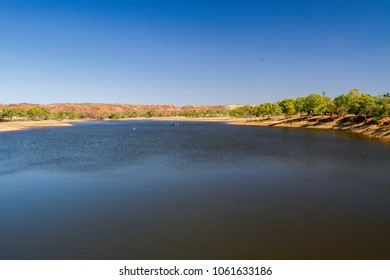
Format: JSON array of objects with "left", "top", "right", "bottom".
[{"left": 0, "top": 121, "right": 389, "bottom": 259}]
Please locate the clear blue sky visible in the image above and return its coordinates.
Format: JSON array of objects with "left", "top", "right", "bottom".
[{"left": 1, "top": 0, "right": 389, "bottom": 105}]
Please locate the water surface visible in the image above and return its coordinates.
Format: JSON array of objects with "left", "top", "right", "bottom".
[{"left": 0, "top": 121, "right": 389, "bottom": 259}]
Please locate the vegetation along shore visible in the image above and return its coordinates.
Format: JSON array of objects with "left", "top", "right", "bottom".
[{"left": 1, "top": 88, "right": 389, "bottom": 140}]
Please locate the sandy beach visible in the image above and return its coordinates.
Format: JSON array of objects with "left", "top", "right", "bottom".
[{"left": 0, "top": 119, "right": 85, "bottom": 132}]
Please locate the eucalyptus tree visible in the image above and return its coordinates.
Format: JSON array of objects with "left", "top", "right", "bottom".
[
  {"left": 333, "top": 94, "right": 349, "bottom": 115},
  {"left": 374, "top": 94, "right": 390, "bottom": 119},
  {"left": 303, "top": 93, "right": 326, "bottom": 115},
  {"left": 27, "top": 107, "right": 51, "bottom": 120},
  {"left": 0, "top": 108, "right": 27, "bottom": 121},
  {"left": 357, "top": 94, "right": 377, "bottom": 119},
  {"left": 294, "top": 97, "right": 306, "bottom": 115},
  {"left": 278, "top": 98, "right": 296, "bottom": 116}
]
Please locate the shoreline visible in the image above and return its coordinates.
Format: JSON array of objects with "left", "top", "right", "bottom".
[
  {"left": 0, "top": 117, "right": 232, "bottom": 133},
  {"left": 227, "top": 116, "right": 390, "bottom": 142},
  {"left": 1, "top": 116, "right": 389, "bottom": 142},
  {"left": 0, "top": 119, "right": 86, "bottom": 132}
]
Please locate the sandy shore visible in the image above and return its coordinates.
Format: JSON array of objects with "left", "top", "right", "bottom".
[
  {"left": 1, "top": 116, "right": 389, "bottom": 141},
  {"left": 0, "top": 119, "right": 86, "bottom": 132}
]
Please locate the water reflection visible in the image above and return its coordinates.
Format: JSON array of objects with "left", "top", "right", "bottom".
[{"left": 0, "top": 121, "right": 389, "bottom": 259}]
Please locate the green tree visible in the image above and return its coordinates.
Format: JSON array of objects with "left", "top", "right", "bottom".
[
  {"left": 270, "top": 103, "right": 282, "bottom": 116},
  {"left": 65, "top": 111, "right": 78, "bottom": 119},
  {"left": 333, "top": 94, "right": 348, "bottom": 115},
  {"left": 334, "top": 89, "right": 377, "bottom": 118},
  {"left": 52, "top": 111, "right": 66, "bottom": 120},
  {"left": 373, "top": 94, "right": 390, "bottom": 119},
  {"left": 244, "top": 105, "right": 256, "bottom": 118},
  {"left": 254, "top": 103, "right": 282, "bottom": 118},
  {"left": 229, "top": 107, "right": 246, "bottom": 118},
  {"left": 125, "top": 111, "right": 140, "bottom": 118},
  {"left": 27, "top": 107, "right": 51, "bottom": 120},
  {"left": 357, "top": 94, "right": 377, "bottom": 119},
  {"left": 294, "top": 97, "right": 306, "bottom": 115},
  {"left": 303, "top": 93, "right": 326, "bottom": 115},
  {"left": 0, "top": 108, "right": 26, "bottom": 121},
  {"left": 321, "top": 96, "right": 335, "bottom": 115},
  {"left": 256, "top": 104, "right": 268, "bottom": 117},
  {"left": 278, "top": 99, "right": 296, "bottom": 116},
  {"left": 145, "top": 110, "right": 155, "bottom": 118},
  {"left": 252, "top": 105, "right": 263, "bottom": 117},
  {"left": 345, "top": 88, "right": 363, "bottom": 115},
  {"left": 108, "top": 113, "right": 122, "bottom": 119}
]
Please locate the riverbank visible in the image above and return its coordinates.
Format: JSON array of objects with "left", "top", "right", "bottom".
[
  {"left": 1, "top": 116, "right": 389, "bottom": 141},
  {"left": 0, "top": 119, "right": 85, "bottom": 132},
  {"left": 228, "top": 115, "right": 390, "bottom": 141}
]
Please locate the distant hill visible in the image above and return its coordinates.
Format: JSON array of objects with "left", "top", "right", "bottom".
[{"left": 0, "top": 103, "right": 228, "bottom": 114}]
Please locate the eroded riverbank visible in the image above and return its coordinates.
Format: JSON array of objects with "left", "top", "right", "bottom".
[{"left": 228, "top": 116, "right": 390, "bottom": 141}]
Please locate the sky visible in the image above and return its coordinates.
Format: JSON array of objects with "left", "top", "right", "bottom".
[{"left": 0, "top": 0, "right": 389, "bottom": 105}]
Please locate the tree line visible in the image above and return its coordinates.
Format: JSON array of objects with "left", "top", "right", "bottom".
[
  {"left": 0, "top": 107, "right": 161, "bottom": 121},
  {"left": 229, "top": 89, "right": 390, "bottom": 121},
  {"left": 1, "top": 89, "right": 389, "bottom": 122},
  {"left": 0, "top": 107, "right": 229, "bottom": 121}
]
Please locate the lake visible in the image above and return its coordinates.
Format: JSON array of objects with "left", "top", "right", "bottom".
[{"left": 0, "top": 120, "right": 389, "bottom": 259}]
